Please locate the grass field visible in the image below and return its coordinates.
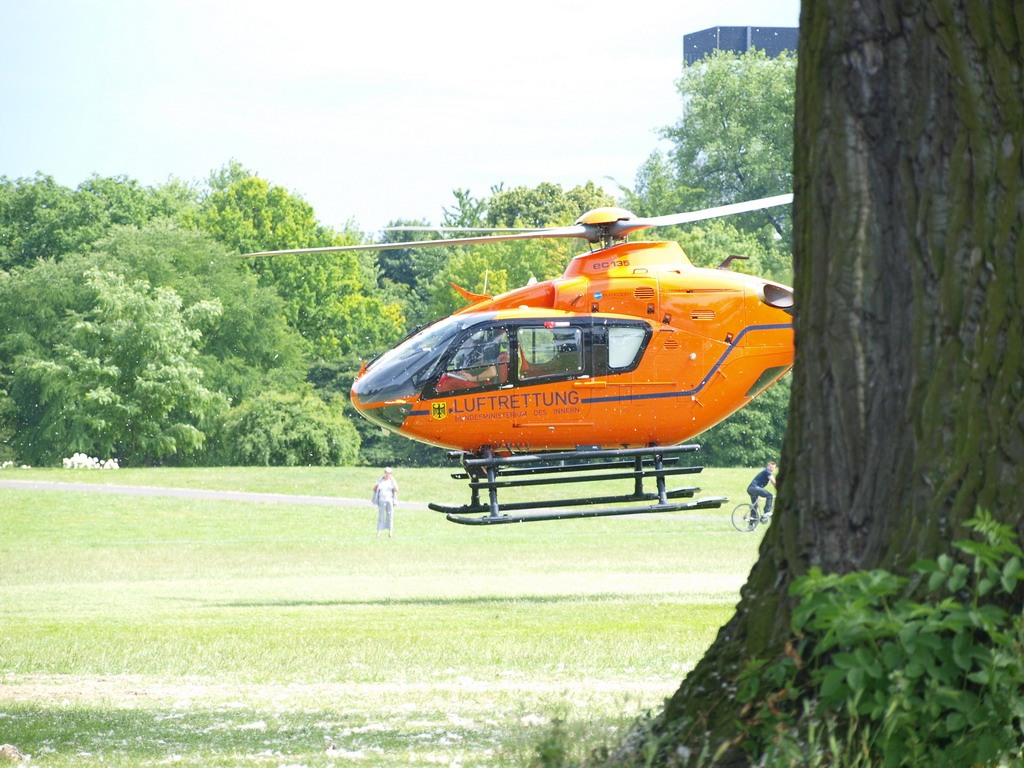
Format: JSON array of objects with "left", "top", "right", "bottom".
[{"left": 0, "top": 465, "right": 766, "bottom": 766}]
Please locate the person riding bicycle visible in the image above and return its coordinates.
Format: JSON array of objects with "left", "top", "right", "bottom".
[{"left": 747, "top": 461, "right": 777, "bottom": 516}]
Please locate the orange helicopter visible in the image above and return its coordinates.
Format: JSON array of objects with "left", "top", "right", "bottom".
[{"left": 246, "top": 194, "right": 794, "bottom": 524}]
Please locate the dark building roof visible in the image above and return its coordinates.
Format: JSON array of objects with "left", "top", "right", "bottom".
[{"left": 683, "top": 26, "right": 798, "bottom": 65}]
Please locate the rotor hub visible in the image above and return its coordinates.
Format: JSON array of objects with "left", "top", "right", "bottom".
[
  {"left": 573, "top": 206, "right": 637, "bottom": 226},
  {"left": 574, "top": 207, "right": 640, "bottom": 247}
]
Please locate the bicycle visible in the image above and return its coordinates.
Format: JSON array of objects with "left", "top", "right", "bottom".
[{"left": 731, "top": 498, "right": 772, "bottom": 532}]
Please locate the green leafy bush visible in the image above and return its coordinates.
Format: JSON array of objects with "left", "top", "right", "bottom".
[
  {"left": 737, "top": 511, "right": 1024, "bottom": 767},
  {"left": 219, "top": 390, "right": 360, "bottom": 466},
  {"left": 6, "top": 269, "right": 224, "bottom": 465}
]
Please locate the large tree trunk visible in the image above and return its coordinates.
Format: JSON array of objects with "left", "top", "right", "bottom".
[{"left": 619, "top": 0, "right": 1023, "bottom": 763}]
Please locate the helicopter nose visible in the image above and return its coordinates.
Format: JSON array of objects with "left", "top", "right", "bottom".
[{"left": 350, "top": 374, "right": 414, "bottom": 430}]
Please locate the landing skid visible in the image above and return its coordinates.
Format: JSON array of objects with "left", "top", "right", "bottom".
[{"left": 429, "top": 445, "right": 727, "bottom": 525}]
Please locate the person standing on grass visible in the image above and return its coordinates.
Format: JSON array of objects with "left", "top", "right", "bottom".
[{"left": 372, "top": 467, "right": 399, "bottom": 538}]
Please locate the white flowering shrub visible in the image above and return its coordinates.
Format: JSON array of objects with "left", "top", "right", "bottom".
[
  {"left": 1, "top": 461, "right": 31, "bottom": 469},
  {"left": 62, "top": 453, "right": 120, "bottom": 470}
]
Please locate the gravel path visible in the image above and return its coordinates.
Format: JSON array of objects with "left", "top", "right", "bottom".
[
  {"left": 0, "top": 478, "right": 727, "bottom": 522},
  {"left": 0, "top": 478, "right": 432, "bottom": 510}
]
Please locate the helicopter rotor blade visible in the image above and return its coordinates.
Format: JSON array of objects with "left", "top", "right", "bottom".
[
  {"left": 609, "top": 193, "right": 794, "bottom": 238},
  {"left": 239, "top": 194, "right": 794, "bottom": 258},
  {"left": 240, "top": 225, "right": 593, "bottom": 258},
  {"left": 383, "top": 225, "right": 538, "bottom": 233}
]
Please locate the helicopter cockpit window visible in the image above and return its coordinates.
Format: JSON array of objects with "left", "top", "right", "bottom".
[
  {"left": 517, "top": 326, "right": 583, "bottom": 381},
  {"left": 434, "top": 327, "right": 509, "bottom": 393},
  {"left": 608, "top": 326, "right": 647, "bottom": 369},
  {"left": 356, "top": 313, "right": 497, "bottom": 404}
]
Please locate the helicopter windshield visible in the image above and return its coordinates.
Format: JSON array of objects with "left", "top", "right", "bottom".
[{"left": 354, "top": 313, "right": 498, "bottom": 405}]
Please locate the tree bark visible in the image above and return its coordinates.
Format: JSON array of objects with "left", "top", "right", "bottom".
[{"left": 618, "top": 0, "right": 1024, "bottom": 762}]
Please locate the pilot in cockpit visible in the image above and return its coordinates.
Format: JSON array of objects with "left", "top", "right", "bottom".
[{"left": 435, "top": 328, "right": 509, "bottom": 392}]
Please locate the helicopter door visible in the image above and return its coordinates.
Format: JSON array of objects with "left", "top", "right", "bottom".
[
  {"left": 511, "top": 321, "right": 592, "bottom": 429},
  {"left": 588, "top": 321, "right": 653, "bottom": 430}
]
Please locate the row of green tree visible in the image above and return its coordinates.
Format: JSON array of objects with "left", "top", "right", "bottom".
[{"left": 0, "top": 50, "right": 795, "bottom": 468}]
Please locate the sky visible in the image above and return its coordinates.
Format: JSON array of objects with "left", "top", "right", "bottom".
[{"left": 1, "top": 0, "right": 800, "bottom": 233}]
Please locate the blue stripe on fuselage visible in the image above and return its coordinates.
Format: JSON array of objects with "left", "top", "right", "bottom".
[
  {"left": 582, "top": 322, "right": 792, "bottom": 404},
  {"left": 408, "top": 322, "right": 793, "bottom": 415}
]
